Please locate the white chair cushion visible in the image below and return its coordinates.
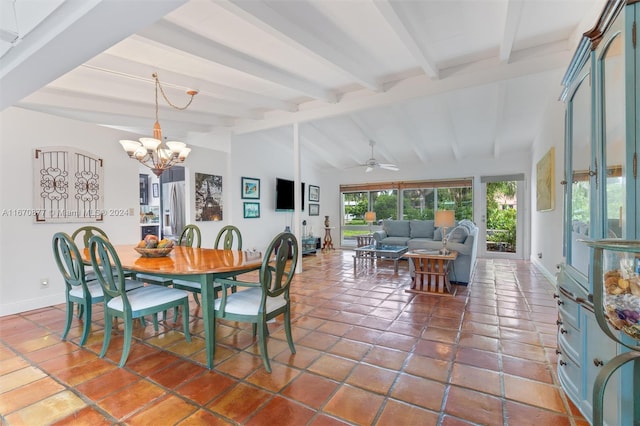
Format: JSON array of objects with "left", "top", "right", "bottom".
[
  {"left": 70, "top": 281, "right": 103, "bottom": 298},
  {"left": 71, "top": 279, "right": 143, "bottom": 299},
  {"left": 107, "top": 285, "right": 188, "bottom": 312},
  {"left": 214, "top": 287, "right": 286, "bottom": 316}
]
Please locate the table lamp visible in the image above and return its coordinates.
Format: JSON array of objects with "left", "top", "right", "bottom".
[
  {"left": 365, "top": 211, "right": 376, "bottom": 234},
  {"left": 435, "top": 210, "right": 455, "bottom": 255}
]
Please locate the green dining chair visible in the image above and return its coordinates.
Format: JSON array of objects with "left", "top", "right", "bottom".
[
  {"left": 172, "top": 224, "right": 240, "bottom": 305},
  {"left": 214, "top": 225, "right": 242, "bottom": 250},
  {"left": 52, "top": 232, "right": 142, "bottom": 346},
  {"left": 213, "top": 232, "right": 298, "bottom": 372},
  {"left": 179, "top": 224, "right": 201, "bottom": 248},
  {"left": 71, "top": 226, "right": 133, "bottom": 281},
  {"left": 88, "top": 235, "right": 191, "bottom": 367}
]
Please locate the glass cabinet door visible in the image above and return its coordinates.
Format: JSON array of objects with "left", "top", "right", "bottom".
[
  {"left": 568, "top": 68, "right": 592, "bottom": 277},
  {"left": 598, "top": 27, "right": 626, "bottom": 239}
]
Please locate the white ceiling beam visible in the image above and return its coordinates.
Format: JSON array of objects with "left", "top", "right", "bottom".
[
  {"left": 137, "top": 19, "right": 336, "bottom": 103},
  {"left": 298, "top": 125, "right": 346, "bottom": 169},
  {"left": 303, "top": 123, "right": 360, "bottom": 167},
  {"left": 0, "top": 0, "right": 187, "bottom": 110},
  {"left": 216, "top": 0, "right": 382, "bottom": 92},
  {"left": 493, "top": 81, "right": 507, "bottom": 158},
  {"left": 441, "top": 102, "right": 461, "bottom": 161},
  {"left": 349, "top": 114, "right": 398, "bottom": 165},
  {"left": 18, "top": 102, "right": 218, "bottom": 138},
  {"left": 389, "top": 104, "right": 427, "bottom": 163},
  {"left": 374, "top": 0, "right": 439, "bottom": 79},
  {"left": 233, "top": 49, "right": 571, "bottom": 135},
  {"left": 20, "top": 87, "right": 229, "bottom": 127},
  {"left": 83, "top": 55, "right": 298, "bottom": 112},
  {"left": 499, "top": 0, "right": 524, "bottom": 63}
]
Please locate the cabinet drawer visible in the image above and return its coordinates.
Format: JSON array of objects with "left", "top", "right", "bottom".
[
  {"left": 557, "top": 354, "right": 580, "bottom": 403},
  {"left": 557, "top": 291, "right": 579, "bottom": 328},
  {"left": 557, "top": 323, "right": 580, "bottom": 365}
]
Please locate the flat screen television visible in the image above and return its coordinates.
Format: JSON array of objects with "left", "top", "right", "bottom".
[{"left": 276, "top": 178, "right": 304, "bottom": 211}]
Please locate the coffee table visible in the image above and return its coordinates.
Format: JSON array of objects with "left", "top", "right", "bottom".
[
  {"left": 403, "top": 249, "right": 458, "bottom": 296},
  {"left": 353, "top": 244, "right": 408, "bottom": 274}
]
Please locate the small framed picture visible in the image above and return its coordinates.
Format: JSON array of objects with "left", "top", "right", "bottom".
[
  {"left": 241, "top": 177, "right": 260, "bottom": 199},
  {"left": 243, "top": 202, "right": 260, "bottom": 218},
  {"left": 309, "top": 185, "right": 320, "bottom": 202},
  {"left": 309, "top": 203, "right": 319, "bottom": 216},
  {"left": 152, "top": 183, "right": 159, "bottom": 198}
]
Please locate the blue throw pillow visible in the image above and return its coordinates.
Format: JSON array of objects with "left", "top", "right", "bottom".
[
  {"left": 410, "top": 220, "right": 434, "bottom": 238},
  {"left": 447, "top": 226, "right": 469, "bottom": 243}
]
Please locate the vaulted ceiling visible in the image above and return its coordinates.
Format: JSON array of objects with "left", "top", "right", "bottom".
[{"left": 0, "top": 0, "right": 605, "bottom": 172}]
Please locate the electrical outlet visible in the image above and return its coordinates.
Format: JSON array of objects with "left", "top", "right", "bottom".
[
  {"left": 40, "top": 278, "right": 49, "bottom": 288},
  {"left": 537, "top": 252, "right": 543, "bottom": 259}
]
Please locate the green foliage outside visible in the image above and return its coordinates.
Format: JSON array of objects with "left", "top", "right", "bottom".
[
  {"left": 373, "top": 192, "right": 397, "bottom": 220},
  {"left": 486, "top": 181, "right": 517, "bottom": 251},
  {"left": 571, "top": 181, "right": 590, "bottom": 223}
]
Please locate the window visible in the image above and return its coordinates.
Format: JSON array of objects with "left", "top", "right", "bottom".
[{"left": 340, "top": 178, "right": 473, "bottom": 246}]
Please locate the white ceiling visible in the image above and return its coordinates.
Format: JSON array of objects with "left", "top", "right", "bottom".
[{"left": 0, "top": 0, "right": 605, "bottom": 172}]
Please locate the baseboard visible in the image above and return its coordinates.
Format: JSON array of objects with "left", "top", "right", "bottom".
[
  {"left": 530, "top": 256, "right": 558, "bottom": 285},
  {"left": 0, "top": 294, "right": 65, "bottom": 317}
]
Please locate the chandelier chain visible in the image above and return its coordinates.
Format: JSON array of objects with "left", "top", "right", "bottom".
[{"left": 153, "top": 73, "right": 196, "bottom": 113}]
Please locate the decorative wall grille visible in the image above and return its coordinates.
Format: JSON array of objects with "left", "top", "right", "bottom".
[{"left": 33, "top": 147, "right": 104, "bottom": 223}]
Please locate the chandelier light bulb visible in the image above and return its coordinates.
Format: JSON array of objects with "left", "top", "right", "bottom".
[{"left": 119, "top": 72, "right": 197, "bottom": 176}]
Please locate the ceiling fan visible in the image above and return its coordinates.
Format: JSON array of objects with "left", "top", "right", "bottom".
[{"left": 359, "top": 140, "right": 399, "bottom": 173}]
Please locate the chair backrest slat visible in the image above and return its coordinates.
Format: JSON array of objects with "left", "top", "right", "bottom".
[
  {"left": 261, "top": 232, "right": 297, "bottom": 297},
  {"left": 89, "top": 235, "right": 129, "bottom": 303},
  {"left": 179, "top": 224, "right": 201, "bottom": 248},
  {"left": 215, "top": 225, "right": 242, "bottom": 250},
  {"left": 71, "top": 226, "right": 109, "bottom": 249},
  {"left": 52, "top": 232, "right": 86, "bottom": 289}
]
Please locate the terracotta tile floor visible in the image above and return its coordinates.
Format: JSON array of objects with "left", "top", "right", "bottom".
[{"left": 0, "top": 251, "right": 587, "bottom": 425}]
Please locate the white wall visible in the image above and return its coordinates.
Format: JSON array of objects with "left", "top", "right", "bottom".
[
  {"left": 0, "top": 107, "right": 232, "bottom": 315},
  {"left": 230, "top": 130, "right": 336, "bottom": 253},
  {"left": 530, "top": 98, "right": 567, "bottom": 280}
]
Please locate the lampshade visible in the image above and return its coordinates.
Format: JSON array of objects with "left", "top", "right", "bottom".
[
  {"left": 435, "top": 210, "right": 455, "bottom": 228},
  {"left": 365, "top": 211, "right": 376, "bottom": 223}
]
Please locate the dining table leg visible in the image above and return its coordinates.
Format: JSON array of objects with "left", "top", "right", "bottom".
[{"left": 200, "top": 274, "right": 216, "bottom": 370}]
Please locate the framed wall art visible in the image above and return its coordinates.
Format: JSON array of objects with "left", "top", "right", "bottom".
[
  {"left": 195, "top": 173, "right": 223, "bottom": 221},
  {"left": 309, "top": 203, "right": 319, "bottom": 216},
  {"left": 243, "top": 202, "right": 260, "bottom": 218},
  {"left": 241, "top": 177, "right": 260, "bottom": 199},
  {"left": 536, "top": 147, "right": 554, "bottom": 211},
  {"left": 309, "top": 185, "right": 320, "bottom": 202}
]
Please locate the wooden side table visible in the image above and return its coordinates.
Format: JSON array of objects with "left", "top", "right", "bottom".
[
  {"left": 403, "top": 250, "right": 458, "bottom": 296},
  {"left": 356, "top": 234, "right": 374, "bottom": 247},
  {"left": 322, "top": 227, "right": 335, "bottom": 251}
]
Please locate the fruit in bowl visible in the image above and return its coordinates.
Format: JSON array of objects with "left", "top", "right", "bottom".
[{"left": 135, "top": 235, "right": 174, "bottom": 257}]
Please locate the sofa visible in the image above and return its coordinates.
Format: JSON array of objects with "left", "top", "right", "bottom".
[{"left": 372, "top": 219, "right": 478, "bottom": 284}]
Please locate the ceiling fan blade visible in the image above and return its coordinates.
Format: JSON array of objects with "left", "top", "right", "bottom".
[
  {"left": 379, "top": 163, "right": 399, "bottom": 171},
  {"left": 365, "top": 166, "right": 373, "bottom": 173}
]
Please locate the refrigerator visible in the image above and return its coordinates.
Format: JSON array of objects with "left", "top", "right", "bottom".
[{"left": 161, "top": 181, "right": 185, "bottom": 241}]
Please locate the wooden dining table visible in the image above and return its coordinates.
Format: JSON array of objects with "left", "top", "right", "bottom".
[{"left": 83, "top": 244, "right": 264, "bottom": 369}]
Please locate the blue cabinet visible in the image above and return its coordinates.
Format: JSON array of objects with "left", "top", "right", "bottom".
[{"left": 560, "top": 0, "right": 639, "bottom": 424}]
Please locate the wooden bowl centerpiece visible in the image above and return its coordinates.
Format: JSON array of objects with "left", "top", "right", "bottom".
[{"left": 135, "top": 235, "right": 174, "bottom": 257}]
